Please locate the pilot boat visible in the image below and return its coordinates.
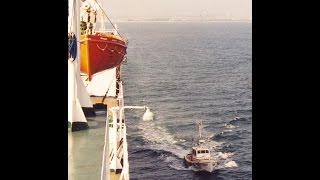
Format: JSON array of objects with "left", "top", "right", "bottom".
[{"left": 184, "top": 121, "right": 217, "bottom": 173}]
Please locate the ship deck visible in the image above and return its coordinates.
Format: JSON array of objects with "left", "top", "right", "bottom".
[{"left": 68, "top": 97, "right": 124, "bottom": 180}]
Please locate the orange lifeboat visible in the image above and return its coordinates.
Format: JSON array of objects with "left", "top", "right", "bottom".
[{"left": 80, "top": 32, "right": 128, "bottom": 80}]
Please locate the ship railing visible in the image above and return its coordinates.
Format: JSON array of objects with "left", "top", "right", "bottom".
[
  {"left": 120, "top": 124, "right": 129, "bottom": 180},
  {"left": 100, "top": 111, "right": 110, "bottom": 180}
]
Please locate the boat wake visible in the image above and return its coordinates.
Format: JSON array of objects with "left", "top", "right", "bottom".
[
  {"left": 212, "top": 152, "right": 238, "bottom": 169},
  {"left": 135, "top": 118, "right": 238, "bottom": 172},
  {"left": 137, "top": 119, "right": 188, "bottom": 158}
]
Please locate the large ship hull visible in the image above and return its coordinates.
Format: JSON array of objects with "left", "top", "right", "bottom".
[{"left": 80, "top": 32, "right": 127, "bottom": 80}]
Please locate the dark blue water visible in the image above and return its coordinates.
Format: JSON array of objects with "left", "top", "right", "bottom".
[{"left": 119, "top": 22, "right": 251, "bottom": 180}]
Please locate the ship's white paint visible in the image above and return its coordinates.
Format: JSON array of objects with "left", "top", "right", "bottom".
[
  {"left": 68, "top": 0, "right": 87, "bottom": 124},
  {"left": 76, "top": 61, "right": 95, "bottom": 108},
  {"left": 85, "top": 68, "right": 117, "bottom": 96},
  {"left": 102, "top": 80, "right": 153, "bottom": 179},
  {"left": 68, "top": 61, "right": 88, "bottom": 123},
  {"left": 100, "top": 111, "right": 110, "bottom": 180}
]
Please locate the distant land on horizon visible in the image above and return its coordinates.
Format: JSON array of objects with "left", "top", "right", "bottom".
[{"left": 102, "top": 17, "right": 252, "bottom": 23}]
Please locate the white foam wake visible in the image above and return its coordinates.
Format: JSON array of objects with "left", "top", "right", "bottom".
[{"left": 137, "top": 118, "right": 238, "bottom": 171}]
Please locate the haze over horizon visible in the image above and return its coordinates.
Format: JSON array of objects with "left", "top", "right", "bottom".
[{"left": 103, "top": 0, "right": 251, "bottom": 20}]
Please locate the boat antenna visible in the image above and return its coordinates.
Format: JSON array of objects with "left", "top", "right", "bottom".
[
  {"left": 93, "top": 0, "right": 124, "bottom": 39},
  {"left": 198, "top": 120, "right": 203, "bottom": 139}
]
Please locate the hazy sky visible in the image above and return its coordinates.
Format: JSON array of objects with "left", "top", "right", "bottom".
[{"left": 103, "top": 0, "right": 251, "bottom": 19}]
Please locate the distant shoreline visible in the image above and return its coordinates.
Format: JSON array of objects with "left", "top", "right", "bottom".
[{"left": 99, "top": 19, "right": 252, "bottom": 23}]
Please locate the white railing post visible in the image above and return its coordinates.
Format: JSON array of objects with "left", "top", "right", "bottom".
[{"left": 101, "top": 111, "right": 110, "bottom": 180}]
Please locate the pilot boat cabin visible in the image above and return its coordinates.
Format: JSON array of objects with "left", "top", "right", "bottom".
[{"left": 191, "top": 146, "right": 211, "bottom": 160}]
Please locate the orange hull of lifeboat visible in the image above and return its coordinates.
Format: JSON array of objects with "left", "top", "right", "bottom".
[{"left": 80, "top": 32, "right": 127, "bottom": 80}]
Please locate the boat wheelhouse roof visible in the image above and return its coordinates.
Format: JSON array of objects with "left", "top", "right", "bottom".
[{"left": 192, "top": 146, "right": 210, "bottom": 151}]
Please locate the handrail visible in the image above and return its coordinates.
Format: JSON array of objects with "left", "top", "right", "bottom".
[
  {"left": 100, "top": 111, "right": 110, "bottom": 180},
  {"left": 120, "top": 125, "right": 129, "bottom": 179}
]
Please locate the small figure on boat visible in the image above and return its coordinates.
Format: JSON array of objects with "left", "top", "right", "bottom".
[{"left": 184, "top": 121, "right": 217, "bottom": 173}]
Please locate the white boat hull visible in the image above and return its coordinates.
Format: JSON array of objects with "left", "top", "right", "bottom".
[
  {"left": 196, "top": 162, "right": 214, "bottom": 173},
  {"left": 184, "top": 154, "right": 215, "bottom": 173}
]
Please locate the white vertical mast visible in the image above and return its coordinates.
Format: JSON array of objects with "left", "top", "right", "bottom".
[
  {"left": 68, "top": 0, "right": 88, "bottom": 131},
  {"left": 68, "top": 0, "right": 76, "bottom": 125},
  {"left": 198, "top": 121, "right": 202, "bottom": 139}
]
